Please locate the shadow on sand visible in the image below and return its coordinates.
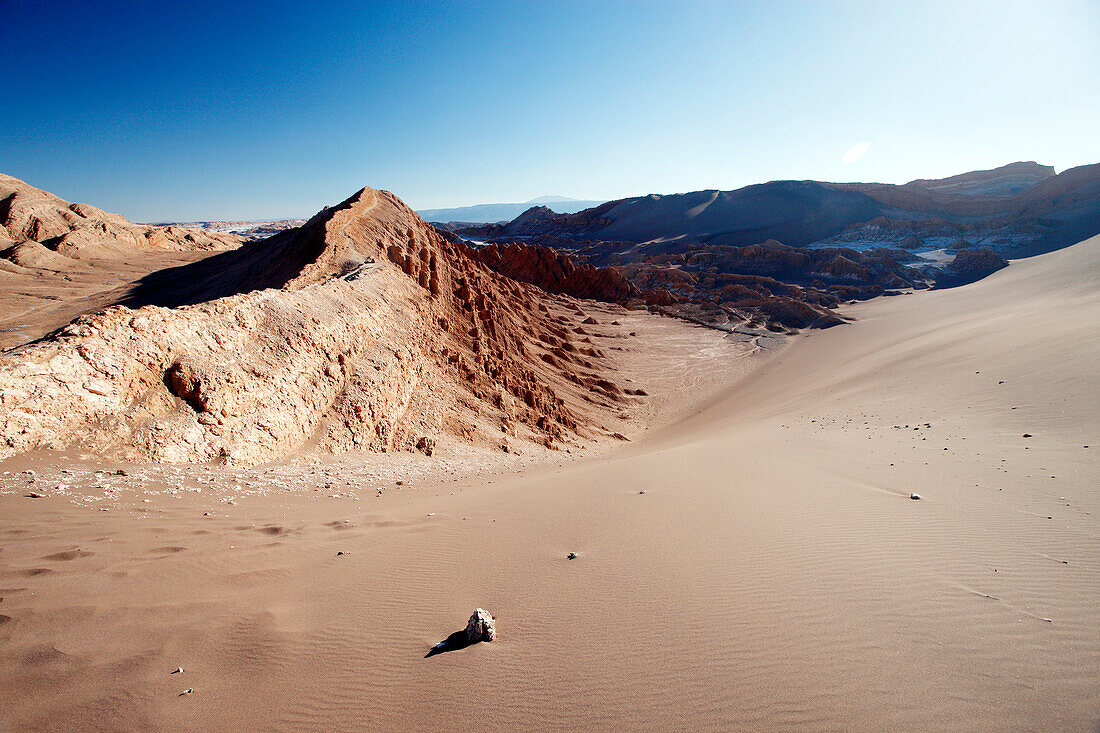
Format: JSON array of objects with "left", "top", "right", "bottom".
[{"left": 425, "top": 630, "right": 478, "bottom": 658}]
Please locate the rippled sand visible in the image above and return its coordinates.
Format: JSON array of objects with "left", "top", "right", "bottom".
[{"left": 1, "top": 236, "right": 1097, "bottom": 731}]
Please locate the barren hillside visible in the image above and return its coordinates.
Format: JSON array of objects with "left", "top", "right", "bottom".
[
  {"left": 0, "top": 174, "right": 242, "bottom": 257},
  {"left": 0, "top": 185, "right": 638, "bottom": 466}
]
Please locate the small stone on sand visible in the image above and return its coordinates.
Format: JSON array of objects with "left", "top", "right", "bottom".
[{"left": 466, "top": 608, "right": 496, "bottom": 642}]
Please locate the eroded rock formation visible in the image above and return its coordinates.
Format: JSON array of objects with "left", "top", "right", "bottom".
[
  {"left": 0, "top": 186, "right": 627, "bottom": 466},
  {"left": 449, "top": 162, "right": 1095, "bottom": 331},
  {"left": 467, "top": 241, "right": 636, "bottom": 302},
  {"left": 931, "top": 248, "right": 1009, "bottom": 288},
  {"left": 0, "top": 174, "right": 242, "bottom": 256}
]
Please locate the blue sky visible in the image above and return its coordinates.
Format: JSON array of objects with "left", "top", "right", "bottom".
[{"left": 3, "top": 0, "right": 1098, "bottom": 221}]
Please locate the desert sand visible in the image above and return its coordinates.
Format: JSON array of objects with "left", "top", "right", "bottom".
[{"left": 1, "top": 234, "right": 1098, "bottom": 731}]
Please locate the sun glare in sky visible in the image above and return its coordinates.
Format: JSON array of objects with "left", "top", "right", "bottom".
[{"left": 842, "top": 142, "right": 871, "bottom": 165}]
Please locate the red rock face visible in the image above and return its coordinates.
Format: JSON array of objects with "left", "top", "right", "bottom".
[
  {"left": 231, "top": 186, "right": 634, "bottom": 449},
  {"left": 461, "top": 235, "right": 856, "bottom": 330},
  {"left": 466, "top": 242, "right": 636, "bottom": 302}
]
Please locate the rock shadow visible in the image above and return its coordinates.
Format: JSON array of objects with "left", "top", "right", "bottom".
[
  {"left": 118, "top": 227, "right": 319, "bottom": 310},
  {"left": 424, "top": 630, "right": 476, "bottom": 658},
  {"left": 117, "top": 193, "right": 365, "bottom": 310}
]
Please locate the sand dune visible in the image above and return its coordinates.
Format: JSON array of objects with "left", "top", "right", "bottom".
[{"left": 0, "top": 236, "right": 1097, "bottom": 730}]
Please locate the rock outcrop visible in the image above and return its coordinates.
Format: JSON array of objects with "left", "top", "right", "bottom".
[
  {"left": 459, "top": 236, "right": 914, "bottom": 330},
  {"left": 0, "top": 173, "right": 242, "bottom": 256},
  {"left": 466, "top": 241, "right": 636, "bottom": 302},
  {"left": 0, "top": 186, "right": 628, "bottom": 466},
  {"left": 931, "top": 248, "right": 1009, "bottom": 289}
]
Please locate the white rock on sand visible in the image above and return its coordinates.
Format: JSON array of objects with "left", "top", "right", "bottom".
[{"left": 465, "top": 608, "right": 496, "bottom": 642}]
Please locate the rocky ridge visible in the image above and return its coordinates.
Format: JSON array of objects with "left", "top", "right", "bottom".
[
  {"left": 0, "top": 174, "right": 242, "bottom": 259},
  {"left": 0, "top": 186, "right": 631, "bottom": 466},
  {"left": 457, "top": 162, "right": 1098, "bottom": 255}
]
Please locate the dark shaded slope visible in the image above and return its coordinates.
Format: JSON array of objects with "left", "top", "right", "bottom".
[
  {"left": 119, "top": 200, "right": 355, "bottom": 309},
  {"left": 597, "top": 182, "right": 887, "bottom": 246},
  {"left": 457, "top": 162, "right": 1100, "bottom": 256}
]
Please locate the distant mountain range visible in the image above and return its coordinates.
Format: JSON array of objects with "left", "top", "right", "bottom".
[
  {"left": 450, "top": 161, "right": 1100, "bottom": 331},
  {"left": 455, "top": 162, "right": 1100, "bottom": 258},
  {"left": 418, "top": 196, "right": 607, "bottom": 224}
]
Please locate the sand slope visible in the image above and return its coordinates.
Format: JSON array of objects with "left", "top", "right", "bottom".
[{"left": 0, "top": 236, "right": 1097, "bottom": 731}]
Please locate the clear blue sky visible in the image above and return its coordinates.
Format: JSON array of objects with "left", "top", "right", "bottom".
[{"left": 3, "top": 0, "right": 1098, "bottom": 221}]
